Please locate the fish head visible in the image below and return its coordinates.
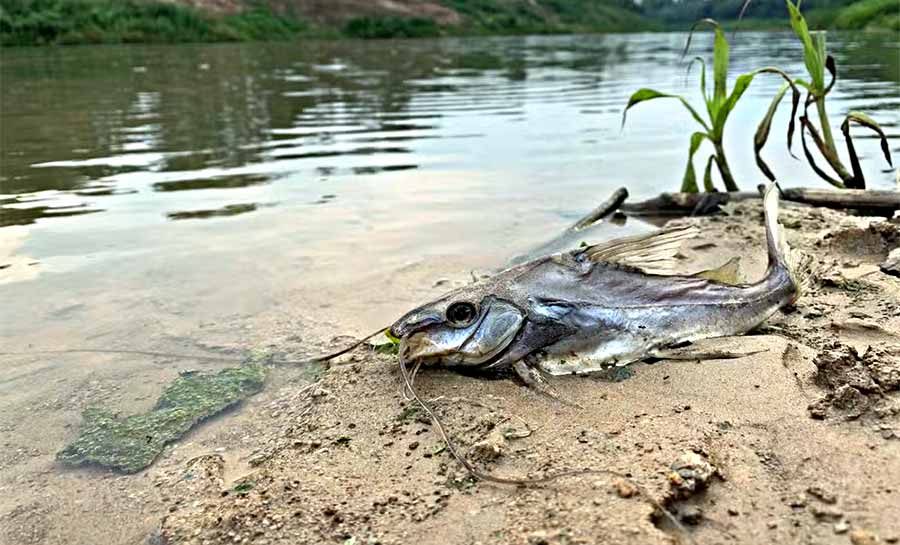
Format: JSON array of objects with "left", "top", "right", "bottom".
[{"left": 390, "top": 294, "right": 524, "bottom": 367}]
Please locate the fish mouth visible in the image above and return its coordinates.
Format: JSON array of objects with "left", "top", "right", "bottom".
[
  {"left": 398, "top": 317, "right": 520, "bottom": 367},
  {"left": 398, "top": 332, "right": 450, "bottom": 362}
]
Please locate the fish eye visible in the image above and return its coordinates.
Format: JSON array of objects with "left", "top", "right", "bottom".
[{"left": 446, "top": 301, "right": 478, "bottom": 327}]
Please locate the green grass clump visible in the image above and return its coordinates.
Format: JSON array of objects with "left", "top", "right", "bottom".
[
  {"left": 344, "top": 16, "right": 441, "bottom": 39},
  {"left": 0, "top": 0, "right": 303, "bottom": 46}
]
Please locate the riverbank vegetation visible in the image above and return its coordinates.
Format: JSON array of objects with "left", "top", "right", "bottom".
[
  {"left": 643, "top": 0, "right": 898, "bottom": 30},
  {"left": 1, "top": 0, "right": 895, "bottom": 46},
  {"left": 1, "top": 0, "right": 654, "bottom": 46},
  {"left": 0, "top": 0, "right": 303, "bottom": 45}
]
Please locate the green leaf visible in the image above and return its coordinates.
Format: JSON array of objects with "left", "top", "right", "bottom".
[
  {"left": 703, "top": 155, "right": 716, "bottom": 192},
  {"left": 754, "top": 83, "right": 790, "bottom": 182},
  {"left": 840, "top": 111, "right": 894, "bottom": 189},
  {"left": 786, "top": 0, "right": 825, "bottom": 93},
  {"left": 622, "top": 88, "right": 710, "bottom": 132},
  {"left": 753, "top": 72, "right": 802, "bottom": 181},
  {"left": 715, "top": 67, "right": 798, "bottom": 141},
  {"left": 687, "top": 56, "right": 708, "bottom": 105},
  {"left": 711, "top": 22, "right": 729, "bottom": 106},
  {"left": 799, "top": 115, "right": 845, "bottom": 188},
  {"left": 712, "top": 71, "right": 754, "bottom": 138},
  {"left": 793, "top": 78, "right": 813, "bottom": 91},
  {"left": 841, "top": 111, "right": 893, "bottom": 167},
  {"left": 680, "top": 132, "right": 709, "bottom": 193},
  {"left": 824, "top": 55, "right": 836, "bottom": 95},
  {"left": 685, "top": 19, "right": 728, "bottom": 110}
]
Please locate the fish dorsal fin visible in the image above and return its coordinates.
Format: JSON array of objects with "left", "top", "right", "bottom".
[
  {"left": 692, "top": 257, "right": 743, "bottom": 285},
  {"left": 581, "top": 226, "right": 700, "bottom": 275}
]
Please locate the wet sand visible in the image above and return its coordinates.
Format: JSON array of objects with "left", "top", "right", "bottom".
[{"left": 2, "top": 200, "right": 899, "bottom": 545}]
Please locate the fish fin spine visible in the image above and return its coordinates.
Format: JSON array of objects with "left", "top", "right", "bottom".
[{"left": 763, "top": 182, "right": 810, "bottom": 301}]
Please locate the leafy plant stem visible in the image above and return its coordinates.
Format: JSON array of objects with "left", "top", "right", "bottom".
[
  {"left": 815, "top": 97, "right": 837, "bottom": 154},
  {"left": 713, "top": 140, "right": 739, "bottom": 191}
]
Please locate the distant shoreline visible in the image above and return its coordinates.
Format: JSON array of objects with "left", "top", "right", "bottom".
[{"left": 1, "top": 0, "right": 896, "bottom": 48}]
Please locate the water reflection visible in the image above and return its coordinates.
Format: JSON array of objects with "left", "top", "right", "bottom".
[
  {"left": 1, "top": 33, "right": 897, "bottom": 229},
  {"left": 152, "top": 173, "right": 273, "bottom": 192},
  {"left": 166, "top": 202, "right": 262, "bottom": 220}
]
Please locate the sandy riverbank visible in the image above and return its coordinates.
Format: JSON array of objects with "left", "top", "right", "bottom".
[
  {"left": 157, "top": 200, "right": 899, "bottom": 545},
  {"left": 2, "top": 199, "right": 899, "bottom": 545}
]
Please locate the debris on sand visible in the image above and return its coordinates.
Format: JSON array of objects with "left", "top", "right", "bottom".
[
  {"left": 58, "top": 364, "right": 267, "bottom": 473},
  {"left": 470, "top": 430, "right": 506, "bottom": 462},
  {"left": 667, "top": 451, "right": 717, "bottom": 499}
]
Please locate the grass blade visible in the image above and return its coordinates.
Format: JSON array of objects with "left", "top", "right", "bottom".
[
  {"left": 842, "top": 111, "right": 894, "bottom": 166},
  {"left": 703, "top": 155, "right": 716, "bottom": 192},
  {"left": 786, "top": 0, "right": 825, "bottom": 93},
  {"left": 824, "top": 55, "right": 837, "bottom": 95},
  {"left": 800, "top": 115, "right": 846, "bottom": 188},
  {"left": 755, "top": 83, "right": 790, "bottom": 181},
  {"left": 711, "top": 22, "right": 729, "bottom": 106},
  {"left": 622, "top": 89, "right": 710, "bottom": 132},
  {"left": 687, "top": 56, "right": 708, "bottom": 105},
  {"left": 840, "top": 111, "right": 895, "bottom": 189},
  {"left": 683, "top": 19, "right": 727, "bottom": 108},
  {"left": 716, "top": 67, "right": 800, "bottom": 141},
  {"left": 681, "top": 132, "right": 709, "bottom": 193}
]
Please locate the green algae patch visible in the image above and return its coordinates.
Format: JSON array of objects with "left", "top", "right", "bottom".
[{"left": 58, "top": 364, "right": 268, "bottom": 473}]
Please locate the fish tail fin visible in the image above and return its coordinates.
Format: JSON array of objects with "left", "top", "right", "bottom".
[{"left": 763, "top": 182, "right": 810, "bottom": 302}]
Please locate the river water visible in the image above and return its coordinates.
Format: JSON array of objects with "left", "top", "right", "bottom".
[{"left": 0, "top": 32, "right": 898, "bottom": 543}]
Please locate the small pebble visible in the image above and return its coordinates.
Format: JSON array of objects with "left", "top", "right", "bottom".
[
  {"left": 850, "top": 529, "right": 880, "bottom": 545},
  {"left": 611, "top": 479, "right": 637, "bottom": 499}
]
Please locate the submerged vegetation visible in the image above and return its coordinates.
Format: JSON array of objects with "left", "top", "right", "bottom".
[
  {"left": 58, "top": 363, "right": 267, "bottom": 472},
  {"left": 625, "top": 0, "right": 892, "bottom": 192}
]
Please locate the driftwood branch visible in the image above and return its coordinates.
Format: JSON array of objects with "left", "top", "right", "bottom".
[
  {"left": 571, "top": 187, "right": 629, "bottom": 230},
  {"left": 620, "top": 187, "right": 900, "bottom": 217},
  {"left": 777, "top": 188, "right": 900, "bottom": 216},
  {"left": 620, "top": 191, "right": 758, "bottom": 216},
  {"left": 510, "top": 187, "right": 629, "bottom": 265}
]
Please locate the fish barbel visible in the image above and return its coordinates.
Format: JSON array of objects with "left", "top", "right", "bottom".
[{"left": 390, "top": 183, "right": 806, "bottom": 385}]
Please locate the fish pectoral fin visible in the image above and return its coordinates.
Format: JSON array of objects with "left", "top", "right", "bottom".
[
  {"left": 647, "top": 346, "right": 767, "bottom": 361},
  {"left": 691, "top": 257, "right": 743, "bottom": 285},
  {"left": 580, "top": 225, "right": 700, "bottom": 275},
  {"left": 512, "top": 360, "right": 581, "bottom": 408}
]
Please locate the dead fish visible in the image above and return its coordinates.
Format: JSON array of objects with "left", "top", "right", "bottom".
[{"left": 390, "top": 183, "right": 806, "bottom": 387}]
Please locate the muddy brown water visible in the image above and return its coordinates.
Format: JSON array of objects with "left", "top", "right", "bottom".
[{"left": 0, "top": 32, "right": 898, "bottom": 544}]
